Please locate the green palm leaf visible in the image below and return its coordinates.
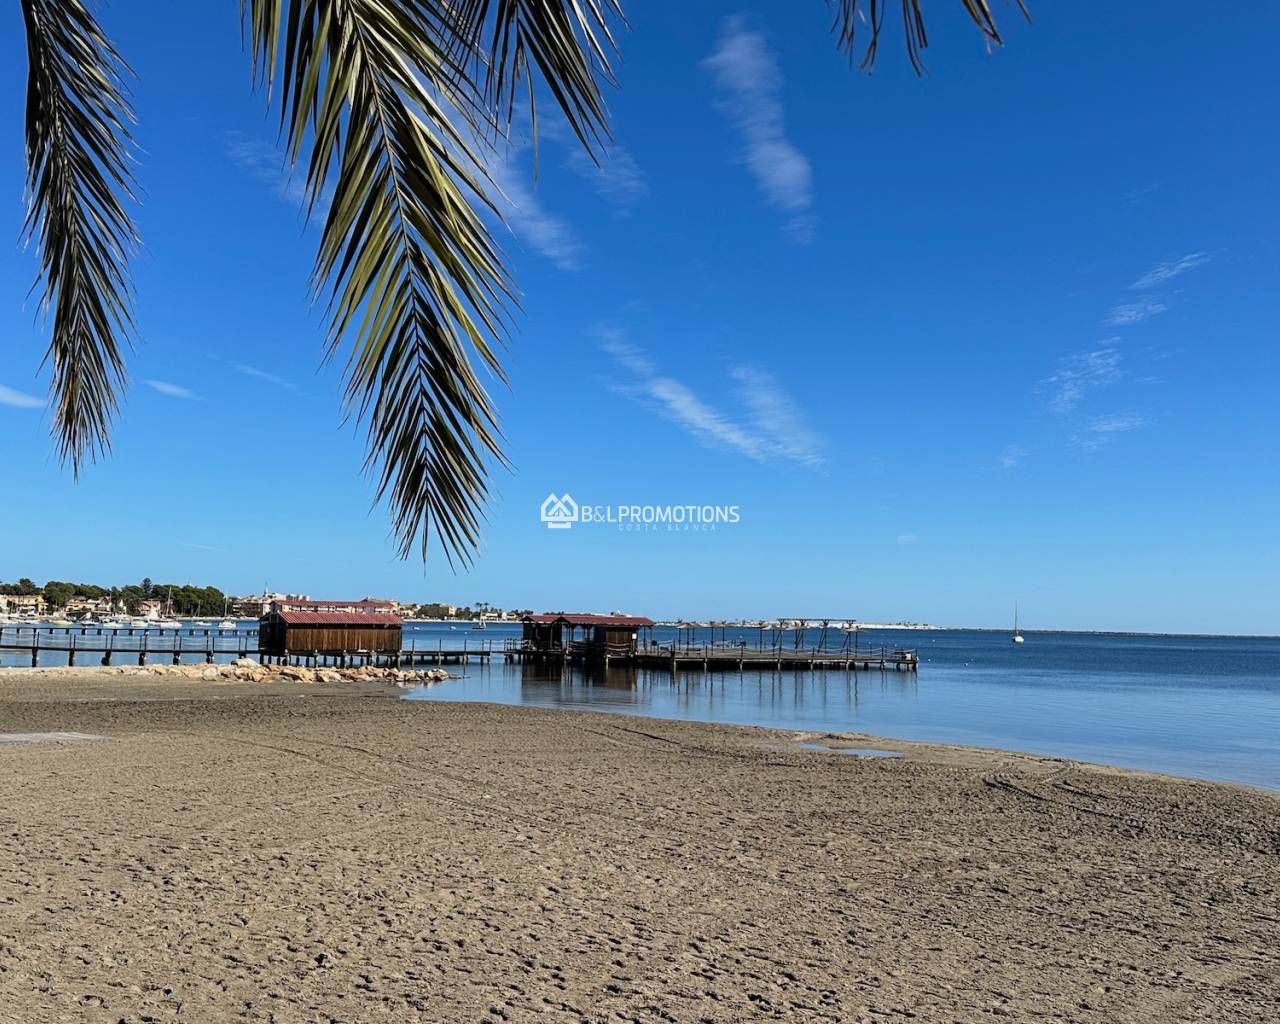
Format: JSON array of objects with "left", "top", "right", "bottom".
[
  {"left": 242, "top": 0, "right": 626, "bottom": 565},
  {"left": 21, "top": 0, "right": 138, "bottom": 474}
]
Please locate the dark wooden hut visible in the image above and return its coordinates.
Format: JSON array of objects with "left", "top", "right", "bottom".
[
  {"left": 258, "top": 610, "right": 403, "bottom": 660},
  {"left": 521, "top": 613, "right": 654, "bottom": 661}
]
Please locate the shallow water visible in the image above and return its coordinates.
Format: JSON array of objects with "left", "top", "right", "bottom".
[
  {"left": 794, "top": 743, "right": 901, "bottom": 758},
  {"left": 4, "top": 619, "right": 1277, "bottom": 788},
  {"left": 403, "top": 624, "right": 1280, "bottom": 790}
]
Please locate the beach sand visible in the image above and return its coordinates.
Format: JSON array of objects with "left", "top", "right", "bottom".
[{"left": 0, "top": 670, "right": 1276, "bottom": 1022}]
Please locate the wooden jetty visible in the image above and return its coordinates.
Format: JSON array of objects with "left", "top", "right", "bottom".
[
  {"left": 508, "top": 614, "right": 917, "bottom": 673},
  {"left": 0, "top": 624, "right": 258, "bottom": 667},
  {"left": 634, "top": 643, "right": 917, "bottom": 672},
  {"left": 0, "top": 625, "right": 498, "bottom": 669},
  {"left": 2, "top": 611, "right": 917, "bottom": 675}
]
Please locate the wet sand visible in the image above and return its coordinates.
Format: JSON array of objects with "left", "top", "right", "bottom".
[{"left": 0, "top": 670, "right": 1277, "bottom": 1022}]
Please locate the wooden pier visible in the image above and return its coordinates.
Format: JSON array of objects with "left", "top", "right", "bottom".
[
  {"left": 2, "top": 627, "right": 915, "bottom": 674},
  {"left": 505, "top": 639, "right": 918, "bottom": 673},
  {"left": 0, "top": 626, "right": 497, "bottom": 668}
]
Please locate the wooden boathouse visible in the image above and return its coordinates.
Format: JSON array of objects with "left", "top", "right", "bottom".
[
  {"left": 257, "top": 610, "right": 403, "bottom": 662},
  {"left": 519, "top": 614, "right": 655, "bottom": 663}
]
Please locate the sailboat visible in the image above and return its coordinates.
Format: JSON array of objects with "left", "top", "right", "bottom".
[{"left": 1012, "top": 604, "right": 1025, "bottom": 644}]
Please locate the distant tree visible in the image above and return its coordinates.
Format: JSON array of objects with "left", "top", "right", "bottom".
[
  {"left": 141, "top": 577, "right": 153, "bottom": 599},
  {"left": 42, "top": 581, "right": 73, "bottom": 609}
]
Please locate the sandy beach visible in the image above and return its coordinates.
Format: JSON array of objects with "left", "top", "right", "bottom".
[{"left": 0, "top": 671, "right": 1276, "bottom": 1022}]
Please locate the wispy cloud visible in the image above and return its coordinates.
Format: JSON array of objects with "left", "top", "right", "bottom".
[
  {"left": 896, "top": 533, "right": 918, "bottom": 546},
  {"left": 226, "top": 132, "right": 330, "bottom": 215},
  {"left": 998, "top": 444, "right": 1025, "bottom": 470},
  {"left": 234, "top": 363, "right": 296, "bottom": 391},
  {"left": 1071, "top": 412, "right": 1145, "bottom": 452},
  {"left": 490, "top": 143, "right": 584, "bottom": 270},
  {"left": 704, "top": 16, "right": 814, "bottom": 242},
  {"left": 145, "top": 379, "right": 202, "bottom": 401},
  {"left": 1041, "top": 348, "right": 1123, "bottom": 414},
  {"left": 564, "top": 145, "right": 648, "bottom": 210},
  {"left": 730, "top": 366, "right": 824, "bottom": 467},
  {"left": 1123, "top": 181, "right": 1161, "bottom": 204},
  {"left": 1105, "top": 296, "right": 1168, "bottom": 326},
  {"left": 1131, "top": 252, "right": 1212, "bottom": 290},
  {"left": 600, "top": 328, "right": 824, "bottom": 467},
  {"left": 0, "top": 384, "right": 44, "bottom": 409}
]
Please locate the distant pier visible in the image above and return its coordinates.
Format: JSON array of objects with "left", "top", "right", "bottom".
[
  {"left": 507, "top": 639, "right": 918, "bottom": 673},
  {"left": 1, "top": 624, "right": 916, "bottom": 674}
]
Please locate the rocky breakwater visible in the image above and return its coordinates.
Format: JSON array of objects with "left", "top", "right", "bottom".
[{"left": 107, "top": 658, "right": 450, "bottom": 687}]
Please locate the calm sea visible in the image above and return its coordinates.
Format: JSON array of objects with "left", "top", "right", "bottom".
[
  {"left": 403, "top": 623, "right": 1280, "bottom": 791},
  {"left": 4, "top": 621, "right": 1278, "bottom": 789}
]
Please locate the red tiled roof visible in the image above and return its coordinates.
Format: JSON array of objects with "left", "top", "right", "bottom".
[
  {"left": 278, "top": 599, "right": 394, "bottom": 609},
  {"left": 275, "top": 611, "right": 403, "bottom": 626},
  {"left": 524, "top": 613, "right": 654, "bottom": 628}
]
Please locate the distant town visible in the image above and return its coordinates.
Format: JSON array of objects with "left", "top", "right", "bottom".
[{"left": 0, "top": 578, "right": 531, "bottom": 623}]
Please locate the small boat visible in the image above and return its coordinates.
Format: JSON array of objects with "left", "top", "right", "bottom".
[
  {"left": 218, "top": 620, "right": 237, "bottom": 630},
  {"left": 472, "top": 619, "right": 487, "bottom": 631},
  {"left": 155, "top": 619, "right": 182, "bottom": 630},
  {"left": 1012, "top": 604, "right": 1025, "bottom": 644},
  {"left": 102, "top": 620, "right": 131, "bottom": 630}
]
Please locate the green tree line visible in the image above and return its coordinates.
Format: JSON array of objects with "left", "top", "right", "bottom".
[{"left": 1, "top": 578, "right": 228, "bottom": 616}]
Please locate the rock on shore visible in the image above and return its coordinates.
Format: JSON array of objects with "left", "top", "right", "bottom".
[{"left": 34, "top": 659, "right": 450, "bottom": 687}]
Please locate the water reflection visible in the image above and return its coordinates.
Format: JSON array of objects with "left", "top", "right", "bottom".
[
  {"left": 405, "top": 628, "right": 1280, "bottom": 790},
  {"left": 414, "top": 658, "right": 920, "bottom": 735}
]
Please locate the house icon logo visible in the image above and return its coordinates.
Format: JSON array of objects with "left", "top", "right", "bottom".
[{"left": 541, "top": 493, "right": 579, "bottom": 529}]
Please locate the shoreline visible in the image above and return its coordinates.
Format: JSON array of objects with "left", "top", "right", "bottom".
[
  {"left": 2, "top": 665, "right": 1276, "bottom": 795},
  {"left": 1, "top": 677, "right": 1276, "bottom": 1021}
]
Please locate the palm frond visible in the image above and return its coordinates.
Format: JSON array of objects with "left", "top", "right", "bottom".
[
  {"left": 831, "top": 0, "right": 1030, "bottom": 73},
  {"left": 243, "top": 0, "right": 626, "bottom": 565},
  {"left": 243, "top": 0, "right": 517, "bottom": 566},
  {"left": 21, "top": 0, "right": 138, "bottom": 474},
  {"left": 448, "top": 0, "right": 625, "bottom": 154}
]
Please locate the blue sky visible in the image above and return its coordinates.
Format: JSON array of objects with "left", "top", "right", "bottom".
[{"left": 1, "top": 3, "right": 1276, "bottom": 633}]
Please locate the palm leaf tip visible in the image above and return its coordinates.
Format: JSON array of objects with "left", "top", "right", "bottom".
[
  {"left": 245, "top": 0, "right": 522, "bottom": 567},
  {"left": 831, "top": 0, "right": 1030, "bottom": 73},
  {"left": 21, "top": 0, "right": 138, "bottom": 473}
]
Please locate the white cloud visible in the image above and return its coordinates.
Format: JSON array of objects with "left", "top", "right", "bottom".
[
  {"left": 1088, "top": 412, "right": 1145, "bottom": 434},
  {"left": 0, "top": 385, "right": 44, "bottom": 409},
  {"left": 600, "top": 329, "right": 824, "bottom": 467},
  {"left": 896, "top": 533, "right": 918, "bottom": 545},
  {"left": 1041, "top": 348, "right": 1123, "bottom": 413},
  {"left": 1071, "top": 411, "right": 1145, "bottom": 452},
  {"left": 490, "top": 143, "right": 585, "bottom": 270},
  {"left": 730, "top": 366, "right": 824, "bottom": 467},
  {"left": 564, "top": 145, "right": 648, "bottom": 209},
  {"left": 226, "top": 132, "right": 328, "bottom": 215},
  {"left": 145, "top": 379, "right": 201, "bottom": 401},
  {"left": 1105, "top": 296, "right": 1168, "bottom": 326},
  {"left": 704, "top": 16, "right": 814, "bottom": 242},
  {"left": 998, "top": 444, "right": 1025, "bottom": 470},
  {"left": 1131, "top": 252, "right": 1211, "bottom": 290},
  {"left": 234, "top": 364, "right": 296, "bottom": 391}
]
